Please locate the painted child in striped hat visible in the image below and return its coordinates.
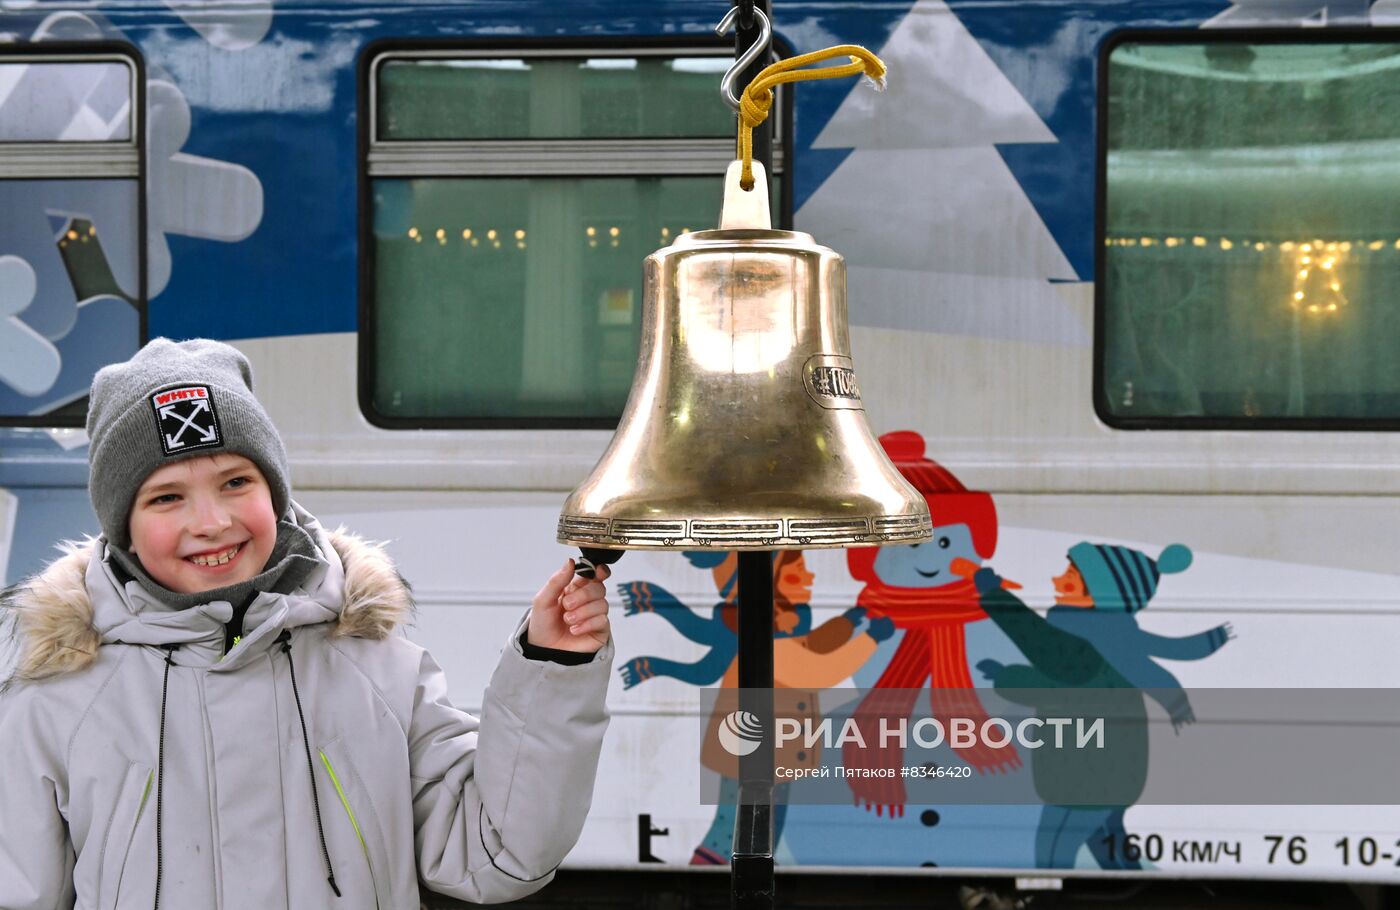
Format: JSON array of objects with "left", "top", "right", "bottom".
[
  {"left": 983, "top": 542, "right": 1232, "bottom": 730},
  {"left": 973, "top": 541, "right": 1234, "bottom": 869}
]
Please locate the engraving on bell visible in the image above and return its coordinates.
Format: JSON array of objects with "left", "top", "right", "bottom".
[
  {"left": 802, "top": 354, "right": 862, "bottom": 411},
  {"left": 559, "top": 167, "right": 931, "bottom": 552}
]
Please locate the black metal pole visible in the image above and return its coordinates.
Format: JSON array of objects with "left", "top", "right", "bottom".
[
  {"left": 731, "top": 6, "right": 777, "bottom": 908},
  {"left": 733, "top": 551, "right": 775, "bottom": 910},
  {"left": 734, "top": 0, "right": 773, "bottom": 179}
]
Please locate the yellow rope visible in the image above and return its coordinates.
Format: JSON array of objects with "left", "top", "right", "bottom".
[{"left": 737, "top": 44, "right": 886, "bottom": 190}]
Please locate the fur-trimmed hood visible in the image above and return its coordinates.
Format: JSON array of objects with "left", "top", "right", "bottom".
[{"left": 3, "top": 511, "right": 413, "bottom": 682}]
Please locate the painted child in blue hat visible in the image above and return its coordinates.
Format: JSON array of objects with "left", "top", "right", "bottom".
[{"left": 972, "top": 542, "right": 1233, "bottom": 869}]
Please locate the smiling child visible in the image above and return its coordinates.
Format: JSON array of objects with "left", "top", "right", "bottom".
[{"left": 0, "top": 338, "right": 612, "bottom": 909}]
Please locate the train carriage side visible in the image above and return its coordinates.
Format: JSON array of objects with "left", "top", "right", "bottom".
[{"left": 1, "top": 0, "right": 1398, "bottom": 888}]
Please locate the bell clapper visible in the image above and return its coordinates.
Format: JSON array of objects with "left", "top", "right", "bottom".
[{"left": 575, "top": 546, "right": 624, "bottom": 579}]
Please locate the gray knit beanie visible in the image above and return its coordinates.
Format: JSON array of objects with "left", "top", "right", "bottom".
[{"left": 86, "top": 338, "right": 291, "bottom": 548}]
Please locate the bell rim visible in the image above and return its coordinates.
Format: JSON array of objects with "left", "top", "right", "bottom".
[
  {"left": 555, "top": 537, "right": 931, "bottom": 552},
  {"left": 556, "top": 511, "right": 932, "bottom": 551}
]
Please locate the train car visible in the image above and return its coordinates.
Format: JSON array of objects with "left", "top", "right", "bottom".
[{"left": 3, "top": 0, "right": 1399, "bottom": 898}]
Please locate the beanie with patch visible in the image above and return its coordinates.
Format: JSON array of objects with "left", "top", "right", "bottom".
[
  {"left": 1067, "top": 542, "right": 1192, "bottom": 613},
  {"left": 86, "top": 338, "right": 291, "bottom": 549}
]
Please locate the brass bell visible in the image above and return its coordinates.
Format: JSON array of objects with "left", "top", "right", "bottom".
[{"left": 558, "top": 161, "right": 930, "bottom": 552}]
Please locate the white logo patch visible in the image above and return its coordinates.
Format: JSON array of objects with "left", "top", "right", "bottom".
[{"left": 150, "top": 385, "right": 223, "bottom": 455}]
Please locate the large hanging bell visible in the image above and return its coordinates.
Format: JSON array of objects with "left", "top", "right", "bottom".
[{"left": 558, "top": 162, "right": 930, "bottom": 552}]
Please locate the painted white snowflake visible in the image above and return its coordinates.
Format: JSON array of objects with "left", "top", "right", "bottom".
[{"left": 0, "top": 255, "right": 60, "bottom": 396}]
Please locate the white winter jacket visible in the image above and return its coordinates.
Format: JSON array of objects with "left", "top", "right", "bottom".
[{"left": 0, "top": 508, "right": 612, "bottom": 908}]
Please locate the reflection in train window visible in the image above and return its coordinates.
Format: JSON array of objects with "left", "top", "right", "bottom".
[
  {"left": 0, "top": 59, "right": 134, "bottom": 142},
  {"left": 362, "top": 47, "right": 786, "bottom": 428},
  {"left": 376, "top": 55, "right": 735, "bottom": 141},
  {"left": 1099, "top": 38, "right": 1400, "bottom": 428}
]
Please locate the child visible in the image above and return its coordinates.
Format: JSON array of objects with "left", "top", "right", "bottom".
[
  {"left": 972, "top": 542, "right": 1232, "bottom": 869},
  {"left": 0, "top": 338, "right": 613, "bottom": 908}
]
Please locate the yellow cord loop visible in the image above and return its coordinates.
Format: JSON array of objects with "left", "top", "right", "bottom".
[{"left": 737, "top": 44, "right": 886, "bottom": 190}]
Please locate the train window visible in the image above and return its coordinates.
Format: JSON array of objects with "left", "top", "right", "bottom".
[
  {"left": 361, "top": 46, "right": 788, "bottom": 428},
  {"left": 0, "top": 47, "right": 145, "bottom": 426},
  {"left": 1098, "top": 35, "right": 1400, "bottom": 429}
]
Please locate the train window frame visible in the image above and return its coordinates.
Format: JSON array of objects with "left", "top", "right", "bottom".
[
  {"left": 0, "top": 41, "right": 148, "bottom": 428},
  {"left": 357, "top": 37, "right": 794, "bottom": 430},
  {"left": 1094, "top": 26, "right": 1400, "bottom": 432}
]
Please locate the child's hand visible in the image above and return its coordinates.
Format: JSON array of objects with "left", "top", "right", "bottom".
[
  {"left": 866, "top": 616, "right": 896, "bottom": 642},
  {"left": 972, "top": 567, "right": 1004, "bottom": 595},
  {"left": 527, "top": 559, "right": 612, "bottom": 653}
]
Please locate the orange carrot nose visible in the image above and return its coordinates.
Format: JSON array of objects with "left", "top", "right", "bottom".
[
  {"left": 949, "top": 557, "right": 980, "bottom": 578},
  {"left": 949, "top": 557, "right": 1022, "bottom": 590}
]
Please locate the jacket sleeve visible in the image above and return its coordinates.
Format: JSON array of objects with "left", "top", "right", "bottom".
[
  {"left": 0, "top": 685, "right": 78, "bottom": 910},
  {"left": 409, "top": 617, "right": 612, "bottom": 904},
  {"left": 802, "top": 615, "right": 856, "bottom": 655},
  {"left": 776, "top": 632, "right": 876, "bottom": 689},
  {"left": 1135, "top": 625, "right": 1230, "bottom": 661}
]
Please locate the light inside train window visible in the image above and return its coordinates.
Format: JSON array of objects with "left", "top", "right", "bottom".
[
  {"left": 364, "top": 47, "right": 786, "bottom": 427},
  {"left": 371, "top": 176, "right": 726, "bottom": 421},
  {"left": 376, "top": 56, "right": 733, "bottom": 140},
  {"left": 1100, "top": 38, "right": 1400, "bottom": 427}
]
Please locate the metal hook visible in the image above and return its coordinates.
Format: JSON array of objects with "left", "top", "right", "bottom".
[{"left": 716, "top": 5, "right": 772, "bottom": 113}]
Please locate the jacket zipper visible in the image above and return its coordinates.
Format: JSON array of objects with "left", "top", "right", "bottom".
[
  {"left": 110, "top": 770, "right": 154, "bottom": 907},
  {"left": 318, "top": 751, "right": 381, "bottom": 910},
  {"left": 223, "top": 593, "right": 257, "bottom": 654}
]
